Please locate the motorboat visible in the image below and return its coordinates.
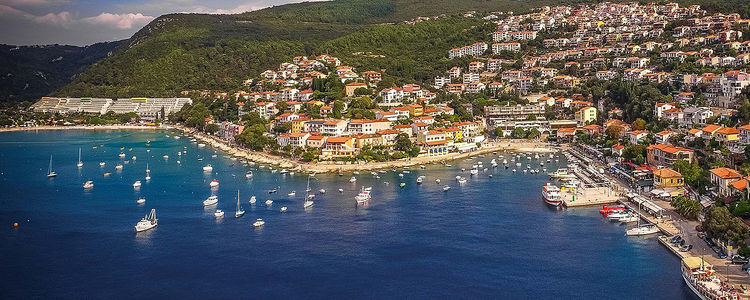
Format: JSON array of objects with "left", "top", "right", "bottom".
[
  {"left": 458, "top": 178, "right": 467, "bottom": 184},
  {"left": 115, "top": 164, "right": 124, "bottom": 170},
  {"left": 626, "top": 225, "right": 659, "bottom": 236},
  {"left": 288, "top": 191, "right": 296, "bottom": 197},
  {"left": 249, "top": 196, "right": 257, "bottom": 204},
  {"left": 338, "top": 188, "right": 344, "bottom": 193},
  {"left": 203, "top": 195, "right": 218, "bottom": 206},
  {"left": 355, "top": 187, "right": 372, "bottom": 205},
  {"left": 541, "top": 183, "right": 562, "bottom": 206},
  {"left": 350, "top": 176, "right": 357, "bottom": 183},
  {"left": 83, "top": 181, "right": 94, "bottom": 189},
  {"left": 269, "top": 188, "right": 278, "bottom": 194},
  {"left": 606, "top": 211, "right": 629, "bottom": 220},
  {"left": 163, "top": 155, "right": 169, "bottom": 159},
  {"left": 353, "top": 171, "right": 360, "bottom": 175},
  {"left": 119, "top": 153, "right": 126, "bottom": 158},
  {"left": 443, "top": 185, "right": 451, "bottom": 191},
  {"left": 400, "top": 182, "right": 406, "bottom": 188},
  {"left": 203, "top": 165, "right": 213, "bottom": 172},
  {"left": 319, "top": 189, "right": 326, "bottom": 194},
  {"left": 416, "top": 177, "right": 423, "bottom": 185},
  {"left": 265, "top": 200, "right": 273, "bottom": 206},
  {"left": 103, "top": 172, "right": 111, "bottom": 177},
  {"left": 133, "top": 180, "right": 141, "bottom": 188},
  {"left": 209, "top": 179, "right": 219, "bottom": 188},
  {"left": 214, "top": 209, "right": 225, "bottom": 218},
  {"left": 253, "top": 218, "right": 265, "bottom": 227},
  {"left": 280, "top": 206, "right": 288, "bottom": 212},
  {"left": 618, "top": 214, "right": 640, "bottom": 223},
  {"left": 198, "top": 143, "right": 206, "bottom": 148},
  {"left": 470, "top": 168, "right": 479, "bottom": 176},
  {"left": 136, "top": 198, "right": 146, "bottom": 204},
  {"left": 134, "top": 209, "right": 157, "bottom": 232},
  {"left": 99, "top": 162, "right": 106, "bottom": 167},
  {"left": 132, "top": 156, "right": 137, "bottom": 161},
  {"left": 245, "top": 171, "right": 253, "bottom": 179}
]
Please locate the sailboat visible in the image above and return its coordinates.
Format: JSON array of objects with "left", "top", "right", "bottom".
[
  {"left": 626, "top": 201, "right": 659, "bottom": 236},
  {"left": 303, "top": 176, "right": 314, "bottom": 208},
  {"left": 77, "top": 147, "right": 83, "bottom": 168},
  {"left": 145, "top": 163, "right": 151, "bottom": 181},
  {"left": 134, "top": 209, "right": 157, "bottom": 232},
  {"left": 235, "top": 190, "right": 245, "bottom": 218},
  {"left": 47, "top": 155, "right": 57, "bottom": 177}
]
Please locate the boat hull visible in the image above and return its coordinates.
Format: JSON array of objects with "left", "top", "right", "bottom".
[{"left": 682, "top": 272, "right": 710, "bottom": 300}]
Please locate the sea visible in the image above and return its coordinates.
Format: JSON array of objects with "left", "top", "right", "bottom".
[{"left": 0, "top": 129, "right": 697, "bottom": 299}]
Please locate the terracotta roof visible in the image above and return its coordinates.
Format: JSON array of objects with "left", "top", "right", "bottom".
[
  {"left": 710, "top": 167, "right": 742, "bottom": 180},
  {"left": 326, "top": 137, "right": 351, "bottom": 144},
  {"left": 653, "top": 168, "right": 682, "bottom": 178},
  {"left": 702, "top": 124, "right": 721, "bottom": 134},
  {"left": 717, "top": 127, "right": 739, "bottom": 135},
  {"left": 730, "top": 179, "right": 748, "bottom": 191}
]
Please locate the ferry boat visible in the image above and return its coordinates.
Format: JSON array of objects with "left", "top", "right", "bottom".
[
  {"left": 541, "top": 183, "right": 562, "bottom": 206},
  {"left": 355, "top": 187, "right": 371, "bottom": 205},
  {"left": 681, "top": 257, "right": 739, "bottom": 300}
]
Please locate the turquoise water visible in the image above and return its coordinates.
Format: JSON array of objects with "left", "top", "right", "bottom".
[{"left": 0, "top": 130, "right": 695, "bottom": 299}]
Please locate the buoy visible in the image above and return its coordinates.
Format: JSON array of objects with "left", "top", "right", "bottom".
[{"left": 13, "top": 222, "right": 18, "bottom": 228}]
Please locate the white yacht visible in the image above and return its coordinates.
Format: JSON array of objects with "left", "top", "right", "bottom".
[
  {"left": 77, "top": 148, "right": 83, "bottom": 168},
  {"left": 355, "top": 187, "right": 371, "bottom": 205},
  {"left": 203, "top": 164, "right": 213, "bottom": 172},
  {"left": 319, "top": 189, "right": 326, "bottom": 194},
  {"left": 265, "top": 199, "right": 273, "bottom": 206},
  {"left": 133, "top": 180, "right": 141, "bottom": 188},
  {"left": 134, "top": 209, "right": 157, "bottom": 232},
  {"left": 136, "top": 198, "right": 146, "bottom": 204},
  {"left": 214, "top": 209, "right": 224, "bottom": 218},
  {"left": 198, "top": 143, "right": 206, "bottom": 148},
  {"left": 280, "top": 206, "right": 288, "bottom": 212},
  {"left": 132, "top": 156, "right": 137, "bottom": 161},
  {"left": 303, "top": 177, "right": 314, "bottom": 208},
  {"left": 83, "top": 180, "right": 94, "bottom": 189},
  {"left": 338, "top": 188, "right": 344, "bottom": 193},
  {"left": 249, "top": 196, "right": 257, "bottom": 204},
  {"left": 47, "top": 155, "right": 57, "bottom": 178},
  {"left": 234, "top": 190, "right": 245, "bottom": 218},
  {"left": 203, "top": 195, "right": 218, "bottom": 206},
  {"left": 618, "top": 214, "right": 639, "bottom": 223},
  {"left": 288, "top": 191, "right": 296, "bottom": 197},
  {"left": 626, "top": 225, "right": 659, "bottom": 236},
  {"left": 163, "top": 155, "right": 169, "bottom": 159},
  {"left": 253, "top": 218, "right": 265, "bottom": 227}
]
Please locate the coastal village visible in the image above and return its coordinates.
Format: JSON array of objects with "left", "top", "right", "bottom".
[{"left": 13, "top": 1, "right": 750, "bottom": 297}]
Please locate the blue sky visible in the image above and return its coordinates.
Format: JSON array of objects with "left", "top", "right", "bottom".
[{"left": 0, "top": 0, "right": 318, "bottom": 45}]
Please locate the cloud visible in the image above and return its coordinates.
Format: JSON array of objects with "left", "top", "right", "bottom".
[
  {"left": 0, "top": 4, "right": 74, "bottom": 26},
  {"left": 82, "top": 12, "right": 154, "bottom": 29},
  {"left": 188, "top": 3, "right": 263, "bottom": 14}
]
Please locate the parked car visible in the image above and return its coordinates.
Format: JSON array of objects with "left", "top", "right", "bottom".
[
  {"left": 732, "top": 255, "right": 749, "bottom": 264},
  {"left": 697, "top": 232, "right": 706, "bottom": 239},
  {"left": 680, "top": 245, "right": 693, "bottom": 252},
  {"left": 719, "top": 252, "right": 728, "bottom": 259}
]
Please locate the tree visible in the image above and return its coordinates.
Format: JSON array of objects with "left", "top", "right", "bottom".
[
  {"left": 673, "top": 159, "right": 709, "bottom": 191},
  {"left": 274, "top": 122, "right": 291, "bottom": 133},
  {"left": 703, "top": 206, "right": 750, "bottom": 244},
  {"left": 670, "top": 195, "right": 702, "bottom": 220},
  {"left": 631, "top": 118, "right": 646, "bottom": 130},
  {"left": 494, "top": 127, "right": 504, "bottom": 138},
  {"left": 622, "top": 144, "right": 646, "bottom": 164},
  {"left": 511, "top": 127, "right": 526, "bottom": 139},
  {"left": 527, "top": 128, "right": 541, "bottom": 139},
  {"left": 605, "top": 124, "right": 624, "bottom": 141},
  {"left": 205, "top": 123, "right": 219, "bottom": 134},
  {"left": 394, "top": 133, "right": 413, "bottom": 152}
]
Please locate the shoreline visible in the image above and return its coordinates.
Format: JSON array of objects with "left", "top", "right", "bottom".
[
  {"left": 175, "top": 125, "right": 563, "bottom": 174},
  {"left": 0, "top": 125, "right": 168, "bottom": 133}
]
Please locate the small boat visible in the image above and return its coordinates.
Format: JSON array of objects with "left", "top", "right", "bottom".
[
  {"left": 443, "top": 185, "right": 451, "bottom": 191},
  {"left": 47, "top": 155, "right": 57, "bottom": 178},
  {"left": 133, "top": 180, "right": 141, "bottom": 188},
  {"left": 253, "top": 218, "right": 265, "bottom": 227},
  {"left": 268, "top": 187, "right": 278, "bottom": 194},
  {"left": 163, "top": 155, "right": 169, "bottom": 159},
  {"left": 435, "top": 178, "right": 441, "bottom": 184},
  {"left": 280, "top": 206, "right": 288, "bottom": 212},
  {"left": 349, "top": 176, "right": 357, "bottom": 183},
  {"left": 470, "top": 168, "right": 478, "bottom": 176},
  {"left": 338, "top": 188, "right": 344, "bottom": 193},
  {"left": 119, "top": 153, "right": 126, "bottom": 158},
  {"left": 198, "top": 143, "right": 206, "bottom": 148},
  {"left": 455, "top": 175, "right": 461, "bottom": 180},
  {"left": 77, "top": 148, "right": 83, "bottom": 168},
  {"left": 265, "top": 200, "right": 273, "bottom": 206},
  {"left": 203, "top": 195, "right": 218, "bottom": 206},
  {"left": 618, "top": 214, "right": 639, "bottom": 223},
  {"left": 626, "top": 225, "right": 659, "bottom": 236},
  {"left": 606, "top": 211, "right": 629, "bottom": 220},
  {"left": 512, "top": 169, "right": 516, "bottom": 173},
  {"left": 355, "top": 187, "right": 371, "bottom": 205},
  {"left": 103, "top": 172, "right": 112, "bottom": 177},
  {"left": 209, "top": 179, "right": 219, "bottom": 188},
  {"left": 83, "top": 180, "right": 94, "bottom": 189},
  {"left": 399, "top": 174, "right": 404, "bottom": 178},
  {"left": 136, "top": 198, "right": 146, "bottom": 204},
  {"left": 420, "top": 165, "right": 426, "bottom": 169},
  {"left": 319, "top": 189, "right": 326, "bottom": 194},
  {"left": 203, "top": 165, "right": 213, "bottom": 172},
  {"left": 245, "top": 171, "right": 253, "bottom": 179},
  {"left": 353, "top": 171, "right": 360, "bottom": 175},
  {"left": 134, "top": 209, "right": 157, "bottom": 232},
  {"left": 280, "top": 169, "right": 289, "bottom": 174},
  {"left": 214, "top": 209, "right": 224, "bottom": 218},
  {"left": 211, "top": 154, "right": 217, "bottom": 158},
  {"left": 458, "top": 178, "right": 467, "bottom": 184},
  {"left": 132, "top": 156, "right": 137, "bottom": 161},
  {"left": 249, "top": 196, "right": 257, "bottom": 204},
  {"left": 399, "top": 183, "right": 406, "bottom": 188},
  {"left": 197, "top": 157, "right": 204, "bottom": 161},
  {"left": 99, "top": 162, "right": 106, "bottom": 167},
  {"left": 288, "top": 191, "right": 296, "bottom": 197},
  {"left": 235, "top": 190, "right": 245, "bottom": 218},
  {"left": 416, "top": 177, "right": 423, "bottom": 185}
]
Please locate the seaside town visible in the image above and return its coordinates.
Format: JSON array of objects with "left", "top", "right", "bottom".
[{"left": 8, "top": 1, "right": 750, "bottom": 298}]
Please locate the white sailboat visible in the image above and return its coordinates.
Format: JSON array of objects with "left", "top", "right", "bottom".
[
  {"left": 77, "top": 147, "right": 83, "bottom": 168},
  {"left": 134, "top": 209, "right": 157, "bottom": 232},
  {"left": 46, "top": 155, "right": 57, "bottom": 177},
  {"left": 235, "top": 190, "right": 245, "bottom": 218},
  {"left": 304, "top": 176, "right": 314, "bottom": 208},
  {"left": 626, "top": 201, "right": 659, "bottom": 236},
  {"left": 145, "top": 163, "right": 151, "bottom": 181}
]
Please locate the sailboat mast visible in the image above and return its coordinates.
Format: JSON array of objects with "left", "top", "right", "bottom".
[{"left": 48, "top": 154, "right": 52, "bottom": 173}]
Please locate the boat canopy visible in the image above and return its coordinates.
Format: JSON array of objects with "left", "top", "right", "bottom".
[{"left": 682, "top": 257, "right": 711, "bottom": 270}]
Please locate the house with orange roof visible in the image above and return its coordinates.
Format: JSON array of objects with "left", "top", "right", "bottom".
[
  {"left": 653, "top": 168, "right": 684, "bottom": 188},
  {"left": 408, "top": 104, "right": 424, "bottom": 117},
  {"left": 375, "top": 111, "right": 398, "bottom": 122},
  {"left": 321, "top": 119, "right": 348, "bottom": 136},
  {"left": 347, "top": 119, "right": 391, "bottom": 135},
  {"left": 655, "top": 130, "right": 674, "bottom": 144},
  {"left": 739, "top": 124, "right": 750, "bottom": 145},
  {"left": 612, "top": 143, "right": 625, "bottom": 156},
  {"left": 276, "top": 132, "right": 310, "bottom": 148},
  {"left": 710, "top": 167, "right": 743, "bottom": 196},
  {"left": 321, "top": 136, "right": 356, "bottom": 158},
  {"left": 353, "top": 133, "right": 383, "bottom": 148},
  {"left": 305, "top": 135, "right": 326, "bottom": 148},
  {"left": 345, "top": 82, "right": 367, "bottom": 97},
  {"left": 377, "top": 129, "right": 400, "bottom": 146},
  {"left": 701, "top": 124, "right": 722, "bottom": 138},
  {"left": 654, "top": 102, "right": 675, "bottom": 118},
  {"left": 646, "top": 144, "right": 694, "bottom": 168},
  {"left": 627, "top": 130, "right": 649, "bottom": 145},
  {"left": 393, "top": 124, "right": 413, "bottom": 136},
  {"left": 715, "top": 127, "right": 739, "bottom": 144},
  {"left": 575, "top": 106, "right": 597, "bottom": 126}
]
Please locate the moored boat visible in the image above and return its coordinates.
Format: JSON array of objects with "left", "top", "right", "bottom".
[
  {"left": 134, "top": 209, "right": 157, "bottom": 232},
  {"left": 681, "top": 257, "right": 739, "bottom": 300},
  {"left": 541, "top": 183, "right": 562, "bottom": 206}
]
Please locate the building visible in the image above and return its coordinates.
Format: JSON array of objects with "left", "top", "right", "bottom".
[
  {"left": 710, "top": 167, "right": 743, "bottom": 197},
  {"left": 575, "top": 106, "right": 597, "bottom": 126},
  {"left": 484, "top": 104, "right": 545, "bottom": 124},
  {"left": 321, "top": 136, "right": 356, "bottom": 158},
  {"left": 646, "top": 144, "right": 694, "bottom": 167},
  {"left": 653, "top": 168, "right": 684, "bottom": 188},
  {"left": 347, "top": 119, "right": 391, "bottom": 135},
  {"left": 345, "top": 82, "right": 367, "bottom": 97}
]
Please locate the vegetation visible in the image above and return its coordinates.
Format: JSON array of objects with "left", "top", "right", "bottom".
[
  {"left": 703, "top": 206, "right": 750, "bottom": 245},
  {"left": 670, "top": 195, "right": 702, "bottom": 220}
]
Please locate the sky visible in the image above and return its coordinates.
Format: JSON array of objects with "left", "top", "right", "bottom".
[{"left": 0, "top": 0, "right": 318, "bottom": 46}]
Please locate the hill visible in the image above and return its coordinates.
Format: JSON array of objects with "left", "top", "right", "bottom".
[{"left": 0, "top": 41, "right": 121, "bottom": 102}]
